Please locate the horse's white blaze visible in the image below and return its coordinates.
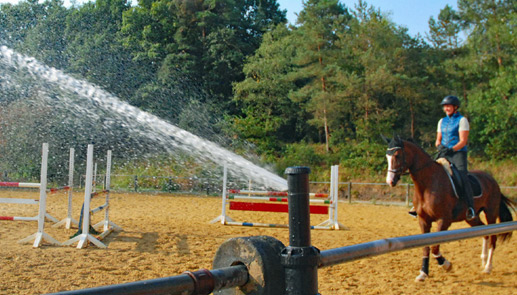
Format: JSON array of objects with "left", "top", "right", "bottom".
[{"left": 386, "top": 155, "right": 396, "bottom": 185}]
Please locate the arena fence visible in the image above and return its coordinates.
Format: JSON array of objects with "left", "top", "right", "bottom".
[
  {"left": 78, "top": 172, "right": 517, "bottom": 205},
  {"left": 47, "top": 166, "right": 517, "bottom": 295}
]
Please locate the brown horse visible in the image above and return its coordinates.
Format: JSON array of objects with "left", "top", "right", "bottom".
[{"left": 384, "top": 136, "right": 515, "bottom": 282}]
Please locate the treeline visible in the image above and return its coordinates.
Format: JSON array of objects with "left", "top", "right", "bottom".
[{"left": 1, "top": 0, "right": 515, "bottom": 180}]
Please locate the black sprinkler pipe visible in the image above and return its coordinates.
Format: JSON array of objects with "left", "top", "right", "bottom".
[
  {"left": 46, "top": 265, "right": 248, "bottom": 295},
  {"left": 282, "top": 166, "right": 320, "bottom": 295}
]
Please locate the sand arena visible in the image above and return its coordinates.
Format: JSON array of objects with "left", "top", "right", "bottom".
[{"left": 0, "top": 190, "right": 515, "bottom": 294}]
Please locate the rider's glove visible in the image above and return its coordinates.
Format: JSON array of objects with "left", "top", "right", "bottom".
[{"left": 437, "top": 145, "right": 454, "bottom": 156}]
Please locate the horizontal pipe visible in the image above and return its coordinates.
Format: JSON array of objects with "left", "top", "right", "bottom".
[
  {"left": 0, "top": 182, "right": 41, "bottom": 188},
  {"left": 319, "top": 221, "right": 517, "bottom": 268},
  {"left": 0, "top": 198, "right": 39, "bottom": 204},
  {"left": 46, "top": 265, "right": 248, "bottom": 295},
  {"left": 90, "top": 203, "right": 108, "bottom": 214},
  {"left": 0, "top": 216, "right": 38, "bottom": 221}
]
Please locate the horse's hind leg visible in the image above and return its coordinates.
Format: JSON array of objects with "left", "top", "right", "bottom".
[{"left": 468, "top": 211, "right": 496, "bottom": 273}]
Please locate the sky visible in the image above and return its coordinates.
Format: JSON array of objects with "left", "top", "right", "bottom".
[{"left": 0, "top": 0, "right": 458, "bottom": 38}]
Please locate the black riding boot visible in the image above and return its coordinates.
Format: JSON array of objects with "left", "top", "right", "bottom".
[{"left": 460, "top": 171, "right": 476, "bottom": 220}]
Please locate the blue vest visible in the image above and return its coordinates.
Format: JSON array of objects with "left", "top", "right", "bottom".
[{"left": 441, "top": 112, "right": 467, "bottom": 152}]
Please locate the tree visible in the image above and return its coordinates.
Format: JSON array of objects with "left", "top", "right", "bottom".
[
  {"left": 232, "top": 24, "right": 307, "bottom": 155},
  {"left": 64, "top": 0, "right": 138, "bottom": 99},
  {"left": 290, "top": 0, "right": 351, "bottom": 152},
  {"left": 122, "top": 0, "right": 286, "bottom": 110},
  {"left": 456, "top": 0, "right": 517, "bottom": 157}
]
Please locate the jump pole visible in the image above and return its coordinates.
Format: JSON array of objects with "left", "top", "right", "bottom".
[
  {"left": 0, "top": 184, "right": 40, "bottom": 221},
  {"left": 53, "top": 148, "right": 79, "bottom": 229},
  {"left": 62, "top": 144, "right": 106, "bottom": 249},
  {"left": 18, "top": 143, "right": 61, "bottom": 247}
]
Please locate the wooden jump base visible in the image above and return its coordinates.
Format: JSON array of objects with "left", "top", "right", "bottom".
[
  {"left": 211, "top": 164, "right": 345, "bottom": 230},
  {"left": 62, "top": 146, "right": 122, "bottom": 249},
  {"left": 0, "top": 143, "right": 62, "bottom": 247}
]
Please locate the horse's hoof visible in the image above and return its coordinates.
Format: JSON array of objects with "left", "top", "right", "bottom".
[
  {"left": 440, "top": 260, "right": 452, "bottom": 272},
  {"left": 482, "top": 266, "right": 492, "bottom": 274},
  {"left": 415, "top": 271, "right": 428, "bottom": 282}
]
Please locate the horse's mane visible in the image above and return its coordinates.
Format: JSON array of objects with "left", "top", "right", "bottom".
[
  {"left": 403, "top": 139, "right": 433, "bottom": 159},
  {"left": 388, "top": 136, "right": 433, "bottom": 159}
]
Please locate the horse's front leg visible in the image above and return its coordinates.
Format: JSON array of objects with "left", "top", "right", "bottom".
[
  {"left": 415, "top": 218, "right": 432, "bottom": 282},
  {"left": 432, "top": 219, "right": 452, "bottom": 272}
]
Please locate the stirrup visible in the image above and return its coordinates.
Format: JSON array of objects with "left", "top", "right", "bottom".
[{"left": 466, "top": 207, "right": 476, "bottom": 221}]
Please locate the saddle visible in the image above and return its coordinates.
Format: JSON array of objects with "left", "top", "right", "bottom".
[{"left": 436, "top": 158, "right": 482, "bottom": 199}]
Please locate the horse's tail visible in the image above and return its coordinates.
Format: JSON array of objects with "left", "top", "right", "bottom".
[{"left": 498, "top": 193, "right": 516, "bottom": 241}]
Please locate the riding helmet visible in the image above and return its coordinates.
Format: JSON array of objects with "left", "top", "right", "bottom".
[{"left": 440, "top": 95, "right": 460, "bottom": 107}]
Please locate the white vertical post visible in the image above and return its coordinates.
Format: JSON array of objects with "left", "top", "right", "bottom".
[
  {"left": 54, "top": 148, "right": 79, "bottom": 229},
  {"left": 317, "top": 165, "right": 345, "bottom": 230},
  {"left": 79, "top": 145, "right": 95, "bottom": 248},
  {"left": 210, "top": 164, "right": 233, "bottom": 224},
  {"left": 221, "top": 165, "right": 228, "bottom": 224},
  {"left": 93, "top": 162, "right": 97, "bottom": 193},
  {"left": 36, "top": 143, "right": 49, "bottom": 236},
  {"left": 104, "top": 150, "right": 111, "bottom": 231},
  {"left": 68, "top": 148, "right": 75, "bottom": 226}
]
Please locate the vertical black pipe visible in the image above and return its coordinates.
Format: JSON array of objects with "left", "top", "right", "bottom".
[{"left": 282, "top": 166, "right": 320, "bottom": 295}]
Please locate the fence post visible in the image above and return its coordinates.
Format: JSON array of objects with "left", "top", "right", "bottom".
[
  {"left": 348, "top": 182, "right": 352, "bottom": 204},
  {"left": 406, "top": 183, "right": 410, "bottom": 207},
  {"left": 134, "top": 175, "right": 138, "bottom": 192},
  {"left": 282, "top": 166, "right": 319, "bottom": 295}
]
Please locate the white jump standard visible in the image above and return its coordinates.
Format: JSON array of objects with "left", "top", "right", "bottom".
[
  {"left": 62, "top": 145, "right": 122, "bottom": 249},
  {"left": 212, "top": 164, "right": 344, "bottom": 230},
  {"left": 53, "top": 148, "right": 79, "bottom": 229},
  {"left": 10, "top": 143, "right": 61, "bottom": 247}
]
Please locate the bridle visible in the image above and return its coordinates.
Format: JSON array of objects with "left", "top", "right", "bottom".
[
  {"left": 387, "top": 145, "right": 435, "bottom": 176},
  {"left": 387, "top": 146, "right": 408, "bottom": 176}
]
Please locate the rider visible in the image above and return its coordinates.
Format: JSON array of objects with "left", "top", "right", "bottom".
[{"left": 435, "top": 95, "right": 476, "bottom": 221}]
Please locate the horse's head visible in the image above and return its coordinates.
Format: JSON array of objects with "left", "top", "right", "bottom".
[{"left": 383, "top": 135, "right": 408, "bottom": 187}]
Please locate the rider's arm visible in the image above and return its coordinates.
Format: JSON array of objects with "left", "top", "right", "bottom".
[
  {"left": 452, "top": 117, "right": 470, "bottom": 151},
  {"left": 435, "top": 119, "right": 443, "bottom": 147},
  {"left": 453, "top": 130, "right": 469, "bottom": 151},
  {"left": 435, "top": 132, "right": 442, "bottom": 147}
]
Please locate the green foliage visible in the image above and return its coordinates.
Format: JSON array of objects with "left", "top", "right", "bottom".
[{"left": 1, "top": 0, "right": 515, "bottom": 184}]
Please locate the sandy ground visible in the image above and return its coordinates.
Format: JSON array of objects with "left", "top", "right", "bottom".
[{"left": 0, "top": 190, "right": 516, "bottom": 295}]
